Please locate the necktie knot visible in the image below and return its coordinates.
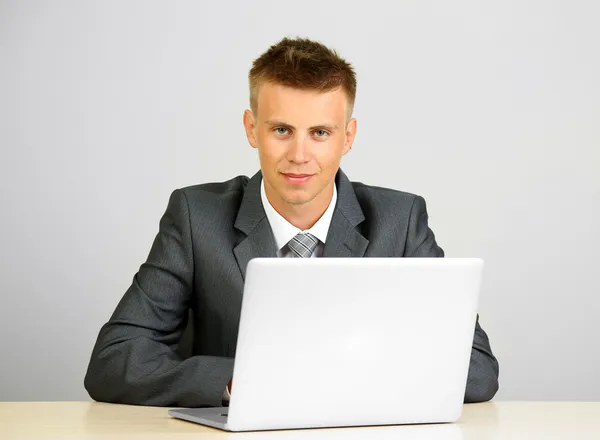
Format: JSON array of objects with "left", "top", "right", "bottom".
[{"left": 288, "top": 232, "right": 319, "bottom": 258}]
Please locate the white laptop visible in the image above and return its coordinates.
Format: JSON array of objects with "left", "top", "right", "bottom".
[{"left": 169, "top": 257, "right": 484, "bottom": 432}]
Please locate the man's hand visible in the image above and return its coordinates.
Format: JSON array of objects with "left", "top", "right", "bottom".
[{"left": 222, "top": 378, "right": 233, "bottom": 406}]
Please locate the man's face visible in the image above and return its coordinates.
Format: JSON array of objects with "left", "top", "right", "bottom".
[{"left": 244, "top": 83, "right": 357, "bottom": 209}]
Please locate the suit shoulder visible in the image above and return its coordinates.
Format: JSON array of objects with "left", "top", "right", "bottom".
[
  {"left": 351, "top": 180, "right": 420, "bottom": 206},
  {"left": 349, "top": 181, "right": 432, "bottom": 223},
  {"left": 171, "top": 175, "right": 251, "bottom": 219},
  {"left": 178, "top": 175, "right": 249, "bottom": 199}
]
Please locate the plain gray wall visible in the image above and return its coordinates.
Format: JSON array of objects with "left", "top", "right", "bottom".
[{"left": 1, "top": 0, "right": 598, "bottom": 402}]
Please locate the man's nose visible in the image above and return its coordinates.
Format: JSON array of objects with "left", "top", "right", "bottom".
[{"left": 288, "top": 135, "right": 310, "bottom": 163}]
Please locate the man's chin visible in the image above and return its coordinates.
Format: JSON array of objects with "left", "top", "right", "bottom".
[
  {"left": 276, "top": 187, "right": 317, "bottom": 206},
  {"left": 280, "top": 194, "right": 314, "bottom": 206}
]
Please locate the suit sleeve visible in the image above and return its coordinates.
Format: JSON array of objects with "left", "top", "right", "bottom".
[
  {"left": 84, "top": 189, "right": 233, "bottom": 407},
  {"left": 404, "top": 195, "right": 500, "bottom": 403}
]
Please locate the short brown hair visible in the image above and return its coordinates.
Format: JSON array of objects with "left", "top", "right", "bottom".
[{"left": 249, "top": 37, "right": 357, "bottom": 117}]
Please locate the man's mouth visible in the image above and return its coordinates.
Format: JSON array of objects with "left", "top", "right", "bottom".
[{"left": 281, "top": 173, "right": 314, "bottom": 184}]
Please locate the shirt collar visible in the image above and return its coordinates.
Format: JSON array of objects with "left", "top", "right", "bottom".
[{"left": 260, "top": 178, "right": 337, "bottom": 252}]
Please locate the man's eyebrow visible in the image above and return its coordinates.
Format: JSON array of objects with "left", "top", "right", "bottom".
[
  {"left": 312, "top": 123, "right": 339, "bottom": 131},
  {"left": 264, "top": 120, "right": 339, "bottom": 130},
  {"left": 264, "top": 120, "right": 293, "bottom": 127}
]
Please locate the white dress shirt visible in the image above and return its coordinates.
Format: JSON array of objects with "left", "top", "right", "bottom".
[{"left": 260, "top": 178, "right": 337, "bottom": 257}]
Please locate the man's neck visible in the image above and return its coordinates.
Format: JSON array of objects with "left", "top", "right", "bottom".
[{"left": 265, "top": 183, "right": 334, "bottom": 231}]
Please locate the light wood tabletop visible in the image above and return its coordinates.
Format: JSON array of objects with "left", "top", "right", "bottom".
[{"left": 1, "top": 401, "right": 599, "bottom": 439}]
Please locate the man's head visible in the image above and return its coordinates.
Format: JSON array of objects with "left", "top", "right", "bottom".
[{"left": 243, "top": 37, "right": 357, "bottom": 222}]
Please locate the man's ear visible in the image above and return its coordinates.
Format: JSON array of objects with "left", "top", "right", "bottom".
[
  {"left": 342, "top": 118, "right": 357, "bottom": 155},
  {"left": 243, "top": 109, "right": 258, "bottom": 149}
]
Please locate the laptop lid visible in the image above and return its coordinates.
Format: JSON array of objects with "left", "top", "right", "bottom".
[{"left": 226, "top": 258, "right": 483, "bottom": 431}]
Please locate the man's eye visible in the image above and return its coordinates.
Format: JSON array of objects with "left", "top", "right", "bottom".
[
  {"left": 275, "top": 127, "right": 289, "bottom": 135},
  {"left": 314, "top": 130, "right": 329, "bottom": 137}
]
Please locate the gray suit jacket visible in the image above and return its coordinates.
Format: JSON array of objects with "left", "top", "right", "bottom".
[{"left": 84, "top": 170, "right": 499, "bottom": 407}]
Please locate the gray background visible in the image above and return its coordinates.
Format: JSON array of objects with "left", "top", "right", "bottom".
[{"left": 1, "top": 0, "right": 598, "bottom": 402}]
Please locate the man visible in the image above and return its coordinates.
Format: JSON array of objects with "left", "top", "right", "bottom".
[{"left": 85, "top": 37, "right": 499, "bottom": 407}]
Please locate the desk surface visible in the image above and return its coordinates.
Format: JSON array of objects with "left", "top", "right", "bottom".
[{"left": 1, "top": 401, "right": 599, "bottom": 439}]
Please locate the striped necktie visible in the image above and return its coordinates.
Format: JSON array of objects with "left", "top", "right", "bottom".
[{"left": 288, "top": 232, "right": 319, "bottom": 258}]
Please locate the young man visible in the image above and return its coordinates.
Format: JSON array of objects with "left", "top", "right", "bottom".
[{"left": 85, "top": 37, "right": 499, "bottom": 407}]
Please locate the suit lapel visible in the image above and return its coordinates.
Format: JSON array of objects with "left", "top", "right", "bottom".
[
  {"left": 233, "top": 171, "right": 277, "bottom": 279},
  {"left": 322, "top": 170, "right": 369, "bottom": 258},
  {"left": 233, "top": 218, "right": 277, "bottom": 279},
  {"left": 322, "top": 209, "right": 369, "bottom": 257}
]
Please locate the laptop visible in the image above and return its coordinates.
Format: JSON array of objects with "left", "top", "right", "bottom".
[{"left": 169, "top": 257, "right": 484, "bottom": 432}]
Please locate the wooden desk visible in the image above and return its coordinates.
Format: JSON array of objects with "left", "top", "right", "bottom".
[{"left": 1, "top": 401, "right": 599, "bottom": 439}]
